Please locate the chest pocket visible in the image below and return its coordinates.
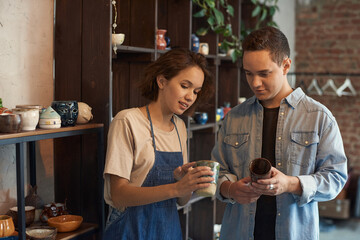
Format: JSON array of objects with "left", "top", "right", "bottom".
[
  {"left": 224, "top": 133, "right": 249, "bottom": 169},
  {"left": 290, "top": 132, "right": 319, "bottom": 168}
]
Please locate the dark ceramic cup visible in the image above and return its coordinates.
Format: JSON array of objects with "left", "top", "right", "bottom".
[
  {"left": 249, "top": 158, "right": 272, "bottom": 182},
  {"left": 51, "top": 101, "right": 78, "bottom": 127}
]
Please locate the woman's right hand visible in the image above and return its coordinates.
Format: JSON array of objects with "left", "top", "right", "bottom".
[{"left": 174, "top": 166, "right": 214, "bottom": 198}]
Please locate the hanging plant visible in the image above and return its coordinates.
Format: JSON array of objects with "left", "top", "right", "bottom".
[{"left": 193, "top": 0, "right": 279, "bottom": 62}]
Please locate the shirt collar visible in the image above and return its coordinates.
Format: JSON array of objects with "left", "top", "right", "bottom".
[{"left": 247, "top": 87, "right": 305, "bottom": 108}]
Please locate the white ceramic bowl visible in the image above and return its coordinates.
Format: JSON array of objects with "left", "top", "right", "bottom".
[{"left": 12, "top": 108, "right": 39, "bottom": 131}]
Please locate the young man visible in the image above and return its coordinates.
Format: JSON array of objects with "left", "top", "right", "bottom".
[{"left": 212, "top": 26, "right": 348, "bottom": 240}]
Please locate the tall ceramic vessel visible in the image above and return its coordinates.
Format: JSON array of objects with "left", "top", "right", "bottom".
[{"left": 156, "top": 29, "right": 167, "bottom": 50}]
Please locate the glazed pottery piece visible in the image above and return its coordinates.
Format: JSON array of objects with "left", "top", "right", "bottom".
[
  {"left": 249, "top": 158, "right": 272, "bottom": 182},
  {"left": 194, "top": 112, "right": 208, "bottom": 125},
  {"left": 51, "top": 101, "right": 78, "bottom": 127},
  {"left": 39, "top": 106, "right": 61, "bottom": 129},
  {"left": 26, "top": 226, "right": 57, "bottom": 240},
  {"left": 76, "top": 102, "right": 93, "bottom": 124},
  {"left": 47, "top": 215, "right": 83, "bottom": 233},
  {"left": 194, "top": 160, "right": 220, "bottom": 197},
  {"left": 0, "top": 215, "right": 15, "bottom": 237},
  {"left": 111, "top": 33, "right": 125, "bottom": 46},
  {"left": 0, "top": 114, "right": 22, "bottom": 133},
  {"left": 156, "top": 29, "right": 167, "bottom": 50},
  {"left": 11, "top": 108, "right": 39, "bottom": 131},
  {"left": 191, "top": 34, "right": 200, "bottom": 53},
  {"left": 7, "top": 206, "right": 35, "bottom": 227},
  {"left": 216, "top": 108, "right": 224, "bottom": 122},
  {"left": 40, "top": 203, "right": 68, "bottom": 223},
  {"left": 199, "top": 42, "right": 209, "bottom": 55}
]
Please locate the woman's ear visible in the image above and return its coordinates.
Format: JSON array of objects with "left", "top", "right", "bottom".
[
  {"left": 283, "top": 58, "right": 292, "bottom": 75},
  {"left": 156, "top": 75, "right": 166, "bottom": 89}
]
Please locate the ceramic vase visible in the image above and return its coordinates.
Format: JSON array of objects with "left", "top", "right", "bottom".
[
  {"left": 191, "top": 34, "right": 200, "bottom": 53},
  {"left": 11, "top": 108, "right": 39, "bottom": 131},
  {"left": 156, "top": 29, "right": 167, "bottom": 50}
]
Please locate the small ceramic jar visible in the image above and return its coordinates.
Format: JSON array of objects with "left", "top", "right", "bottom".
[
  {"left": 0, "top": 113, "right": 22, "bottom": 133},
  {"left": 199, "top": 42, "right": 209, "bottom": 55},
  {"left": 156, "top": 29, "right": 167, "bottom": 50},
  {"left": 0, "top": 215, "right": 15, "bottom": 237},
  {"left": 12, "top": 108, "right": 39, "bottom": 131},
  {"left": 39, "top": 106, "right": 61, "bottom": 129}
]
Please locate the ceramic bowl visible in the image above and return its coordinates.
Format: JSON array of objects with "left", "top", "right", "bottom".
[
  {"left": 0, "top": 215, "right": 15, "bottom": 237},
  {"left": 47, "top": 215, "right": 83, "bottom": 233},
  {"left": 194, "top": 112, "right": 208, "bottom": 125},
  {"left": 0, "top": 114, "right": 22, "bottom": 133},
  {"left": 26, "top": 226, "right": 57, "bottom": 240},
  {"left": 11, "top": 108, "right": 39, "bottom": 131},
  {"left": 7, "top": 206, "right": 35, "bottom": 227}
]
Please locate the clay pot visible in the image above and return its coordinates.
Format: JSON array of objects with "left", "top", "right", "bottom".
[{"left": 0, "top": 215, "right": 15, "bottom": 237}]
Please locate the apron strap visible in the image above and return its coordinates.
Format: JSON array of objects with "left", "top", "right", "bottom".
[{"left": 146, "top": 105, "right": 182, "bottom": 153}]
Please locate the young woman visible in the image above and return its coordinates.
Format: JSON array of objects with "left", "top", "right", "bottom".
[{"left": 103, "top": 48, "right": 215, "bottom": 239}]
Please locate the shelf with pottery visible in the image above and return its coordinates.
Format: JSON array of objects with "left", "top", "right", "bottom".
[{"left": 0, "top": 124, "right": 105, "bottom": 240}]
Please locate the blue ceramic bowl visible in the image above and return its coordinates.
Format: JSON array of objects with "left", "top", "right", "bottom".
[{"left": 194, "top": 112, "right": 208, "bottom": 125}]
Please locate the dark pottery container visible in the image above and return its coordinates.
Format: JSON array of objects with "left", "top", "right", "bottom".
[{"left": 51, "top": 101, "right": 78, "bottom": 127}]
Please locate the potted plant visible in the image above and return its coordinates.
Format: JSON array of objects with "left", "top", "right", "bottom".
[{"left": 193, "top": 0, "right": 279, "bottom": 62}]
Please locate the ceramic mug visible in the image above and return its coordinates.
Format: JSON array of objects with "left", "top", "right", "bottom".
[
  {"left": 199, "top": 42, "right": 209, "bottom": 55},
  {"left": 249, "top": 158, "right": 272, "bottom": 182},
  {"left": 112, "top": 33, "right": 125, "bottom": 46},
  {"left": 11, "top": 108, "right": 39, "bottom": 131},
  {"left": 194, "top": 160, "right": 220, "bottom": 197}
]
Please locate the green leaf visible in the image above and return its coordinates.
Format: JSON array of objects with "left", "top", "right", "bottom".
[
  {"left": 220, "top": 0, "right": 225, "bottom": 7},
  {"left": 205, "top": 0, "right": 215, "bottom": 8},
  {"left": 260, "top": 8, "right": 268, "bottom": 21},
  {"left": 231, "top": 49, "right": 238, "bottom": 63},
  {"left": 196, "top": 27, "right": 208, "bottom": 36},
  {"left": 252, "top": 5, "right": 261, "bottom": 17},
  {"left": 251, "top": 0, "right": 258, "bottom": 5},
  {"left": 224, "top": 24, "right": 233, "bottom": 36},
  {"left": 207, "top": 15, "right": 215, "bottom": 26},
  {"left": 226, "top": 5, "right": 234, "bottom": 17},
  {"left": 269, "top": 6, "right": 276, "bottom": 16},
  {"left": 193, "top": 9, "right": 207, "bottom": 18},
  {"left": 212, "top": 8, "right": 224, "bottom": 25},
  {"left": 213, "top": 26, "right": 225, "bottom": 34}
]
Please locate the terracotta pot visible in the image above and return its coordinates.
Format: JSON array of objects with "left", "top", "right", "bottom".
[
  {"left": 156, "top": 29, "right": 167, "bottom": 50},
  {"left": 0, "top": 215, "right": 15, "bottom": 237},
  {"left": 40, "top": 203, "right": 68, "bottom": 223}
]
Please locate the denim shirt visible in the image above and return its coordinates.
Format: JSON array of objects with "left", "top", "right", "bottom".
[{"left": 212, "top": 88, "right": 347, "bottom": 240}]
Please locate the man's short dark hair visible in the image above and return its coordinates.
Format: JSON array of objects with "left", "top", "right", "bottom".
[{"left": 242, "top": 26, "right": 290, "bottom": 66}]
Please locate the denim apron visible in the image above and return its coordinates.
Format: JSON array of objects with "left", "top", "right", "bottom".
[{"left": 103, "top": 106, "right": 183, "bottom": 240}]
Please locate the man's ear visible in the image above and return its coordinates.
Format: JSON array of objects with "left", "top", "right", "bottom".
[
  {"left": 283, "top": 58, "right": 292, "bottom": 75},
  {"left": 156, "top": 75, "right": 166, "bottom": 89}
]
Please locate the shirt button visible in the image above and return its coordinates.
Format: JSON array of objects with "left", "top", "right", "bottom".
[
  {"left": 281, "top": 112, "right": 284, "bottom": 115},
  {"left": 278, "top": 136, "right": 282, "bottom": 140},
  {"left": 278, "top": 213, "right": 281, "bottom": 216},
  {"left": 235, "top": 142, "right": 239, "bottom": 146},
  {"left": 305, "top": 140, "right": 309, "bottom": 144},
  {"left": 277, "top": 163, "right": 281, "bottom": 166}
]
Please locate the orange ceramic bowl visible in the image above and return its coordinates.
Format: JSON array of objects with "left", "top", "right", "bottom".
[{"left": 47, "top": 215, "right": 83, "bottom": 233}]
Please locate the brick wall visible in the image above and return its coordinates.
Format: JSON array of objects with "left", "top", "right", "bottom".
[{"left": 295, "top": 0, "right": 360, "bottom": 174}]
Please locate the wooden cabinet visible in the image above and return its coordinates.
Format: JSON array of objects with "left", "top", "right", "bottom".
[
  {"left": 54, "top": 0, "right": 251, "bottom": 239},
  {"left": 0, "top": 124, "right": 105, "bottom": 240}
]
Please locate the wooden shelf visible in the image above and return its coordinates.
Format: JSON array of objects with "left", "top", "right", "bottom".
[{"left": 56, "top": 223, "right": 98, "bottom": 240}]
